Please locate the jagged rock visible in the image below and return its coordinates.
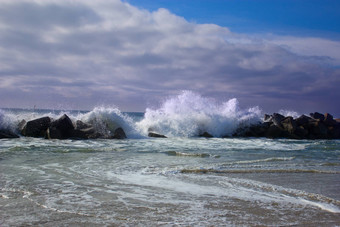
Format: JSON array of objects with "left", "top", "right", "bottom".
[
  {"left": 327, "top": 125, "right": 340, "bottom": 139},
  {"left": 265, "top": 124, "right": 286, "bottom": 138},
  {"left": 46, "top": 114, "right": 74, "bottom": 139},
  {"left": 72, "top": 127, "right": 98, "bottom": 139},
  {"left": 324, "top": 113, "right": 336, "bottom": 126},
  {"left": 310, "top": 112, "right": 325, "bottom": 121},
  {"left": 22, "top": 116, "right": 51, "bottom": 137},
  {"left": 71, "top": 120, "right": 99, "bottom": 139},
  {"left": 0, "top": 130, "right": 19, "bottom": 139},
  {"left": 295, "top": 115, "right": 311, "bottom": 126},
  {"left": 264, "top": 114, "right": 272, "bottom": 122},
  {"left": 281, "top": 117, "right": 297, "bottom": 134},
  {"left": 199, "top": 132, "right": 213, "bottom": 138},
  {"left": 307, "top": 120, "right": 328, "bottom": 138},
  {"left": 234, "top": 123, "right": 270, "bottom": 138},
  {"left": 295, "top": 126, "right": 309, "bottom": 138},
  {"left": 75, "top": 120, "right": 92, "bottom": 130},
  {"left": 112, "top": 127, "right": 127, "bottom": 139},
  {"left": 148, "top": 132, "right": 167, "bottom": 138},
  {"left": 233, "top": 112, "right": 340, "bottom": 140},
  {"left": 18, "top": 120, "right": 26, "bottom": 132},
  {"left": 272, "top": 113, "right": 285, "bottom": 128}
]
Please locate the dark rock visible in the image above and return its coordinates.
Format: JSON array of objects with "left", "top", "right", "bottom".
[
  {"left": 310, "top": 112, "right": 325, "bottom": 121},
  {"left": 0, "top": 130, "right": 19, "bottom": 139},
  {"left": 71, "top": 120, "right": 101, "bottom": 139},
  {"left": 22, "top": 116, "right": 51, "bottom": 137},
  {"left": 295, "top": 115, "right": 311, "bottom": 126},
  {"left": 46, "top": 127, "right": 62, "bottom": 139},
  {"left": 307, "top": 120, "right": 328, "bottom": 138},
  {"left": 294, "top": 126, "right": 309, "bottom": 138},
  {"left": 272, "top": 113, "right": 285, "bottom": 128},
  {"left": 265, "top": 124, "right": 286, "bottom": 138},
  {"left": 148, "top": 132, "right": 167, "bottom": 138},
  {"left": 264, "top": 114, "right": 272, "bottom": 122},
  {"left": 233, "top": 122, "right": 270, "bottom": 138},
  {"left": 281, "top": 117, "right": 297, "bottom": 134},
  {"left": 112, "top": 127, "right": 127, "bottom": 139},
  {"left": 75, "top": 120, "right": 92, "bottom": 130},
  {"left": 18, "top": 120, "right": 26, "bottom": 132},
  {"left": 324, "top": 113, "right": 336, "bottom": 126},
  {"left": 47, "top": 114, "right": 74, "bottom": 139},
  {"left": 199, "top": 132, "right": 213, "bottom": 138},
  {"left": 72, "top": 127, "right": 96, "bottom": 139},
  {"left": 328, "top": 126, "right": 340, "bottom": 139}
]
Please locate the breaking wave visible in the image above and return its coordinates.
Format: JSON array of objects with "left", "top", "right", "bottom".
[
  {"left": 1, "top": 91, "right": 263, "bottom": 138},
  {"left": 136, "top": 91, "right": 262, "bottom": 137}
]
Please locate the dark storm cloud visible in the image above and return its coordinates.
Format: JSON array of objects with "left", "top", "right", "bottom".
[{"left": 0, "top": 0, "right": 339, "bottom": 114}]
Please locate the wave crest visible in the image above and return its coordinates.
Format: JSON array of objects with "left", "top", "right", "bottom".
[{"left": 136, "top": 91, "right": 262, "bottom": 137}]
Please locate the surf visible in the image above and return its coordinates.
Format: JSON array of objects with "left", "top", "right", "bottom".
[{"left": 1, "top": 91, "right": 263, "bottom": 139}]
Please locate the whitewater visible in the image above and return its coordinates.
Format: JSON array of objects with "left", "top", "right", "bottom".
[{"left": 1, "top": 91, "right": 340, "bottom": 226}]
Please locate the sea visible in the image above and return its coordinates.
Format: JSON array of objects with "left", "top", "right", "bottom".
[{"left": 1, "top": 92, "right": 339, "bottom": 226}]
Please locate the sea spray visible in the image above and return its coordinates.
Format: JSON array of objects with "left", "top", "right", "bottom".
[
  {"left": 0, "top": 109, "right": 22, "bottom": 133},
  {"left": 77, "top": 106, "right": 142, "bottom": 139},
  {"left": 136, "top": 91, "right": 262, "bottom": 137}
]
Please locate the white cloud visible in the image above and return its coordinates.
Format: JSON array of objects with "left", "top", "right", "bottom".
[{"left": 0, "top": 0, "right": 339, "bottom": 114}]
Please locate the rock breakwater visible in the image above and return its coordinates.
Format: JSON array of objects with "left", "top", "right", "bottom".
[
  {"left": 0, "top": 112, "right": 339, "bottom": 140},
  {"left": 234, "top": 112, "right": 340, "bottom": 139}
]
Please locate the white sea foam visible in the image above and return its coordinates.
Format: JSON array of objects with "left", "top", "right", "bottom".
[
  {"left": 279, "top": 109, "right": 301, "bottom": 118},
  {"left": 75, "top": 106, "right": 142, "bottom": 138},
  {"left": 136, "top": 91, "right": 262, "bottom": 137}
]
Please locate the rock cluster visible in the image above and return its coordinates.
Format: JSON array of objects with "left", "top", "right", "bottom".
[
  {"left": 1, "top": 112, "right": 339, "bottom": 140},
  {"left": 19, "top": 114, "right": 127, "bottom": 140},
  {"left": 235, "top": 112, "right": 340, "bottom": 139}
]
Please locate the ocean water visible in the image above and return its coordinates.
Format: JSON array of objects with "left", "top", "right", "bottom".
[{"left": 1, "top": 92, "right": 340, "bottom": 226}]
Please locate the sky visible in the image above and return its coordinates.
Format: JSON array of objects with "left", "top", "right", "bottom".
[{"left": 0, "top": 0, "right": 339, "bottom": 116}]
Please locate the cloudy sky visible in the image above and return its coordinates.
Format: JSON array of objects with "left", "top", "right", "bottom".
[{"left": 0, "top": 0, "right": 339, "bottom": 115}]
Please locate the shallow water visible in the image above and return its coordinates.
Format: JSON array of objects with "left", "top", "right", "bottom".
[{"left": 1, "top": 137, "right": 339, "bottom": 226}]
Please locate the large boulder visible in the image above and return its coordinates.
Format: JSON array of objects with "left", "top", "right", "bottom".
[
  {"left": 294, "top": 126, "right": 309, "bottom": 138},
  {"left": 265, "top": 124, "right": 286, "bottom": 138},
  {"left": 234, "top": 123, "right": 270, "bottom": 138},
  {"left": 46, "top": 114, "right": 74, "bottom": 139},
  {"left": 112, "top": 127, "right": 127, "bottom": 139},
  {"left": 307, "top": 120, "right": 328, "bottom": 139},
  {"left": 310, "top": 112, "right": 325, "bottom": 121},
  {"left": 323, "top": 113, "right": 337, "bottom": 126},
  {"left": 281, "top": 117, "right": 297, "bottom": 134},
  {"left": 72, "top": 127, "right": 102, "bottom": 139},
  {"left": 75, "top": 120, "right": 92, "bottom": 130},
  {"left": 22, "top": 116, "right": 51, "bottom": 137},
  {"left": 295, "top": 115, "right": 311, "bottom": 126},
  {"left": 271, "top": 113, "right": 285, "bottom": 128}
]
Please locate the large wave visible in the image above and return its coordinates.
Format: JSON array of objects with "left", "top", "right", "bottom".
[{"left": 136, "top": 91, "right": 262, "bottom": 137}]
